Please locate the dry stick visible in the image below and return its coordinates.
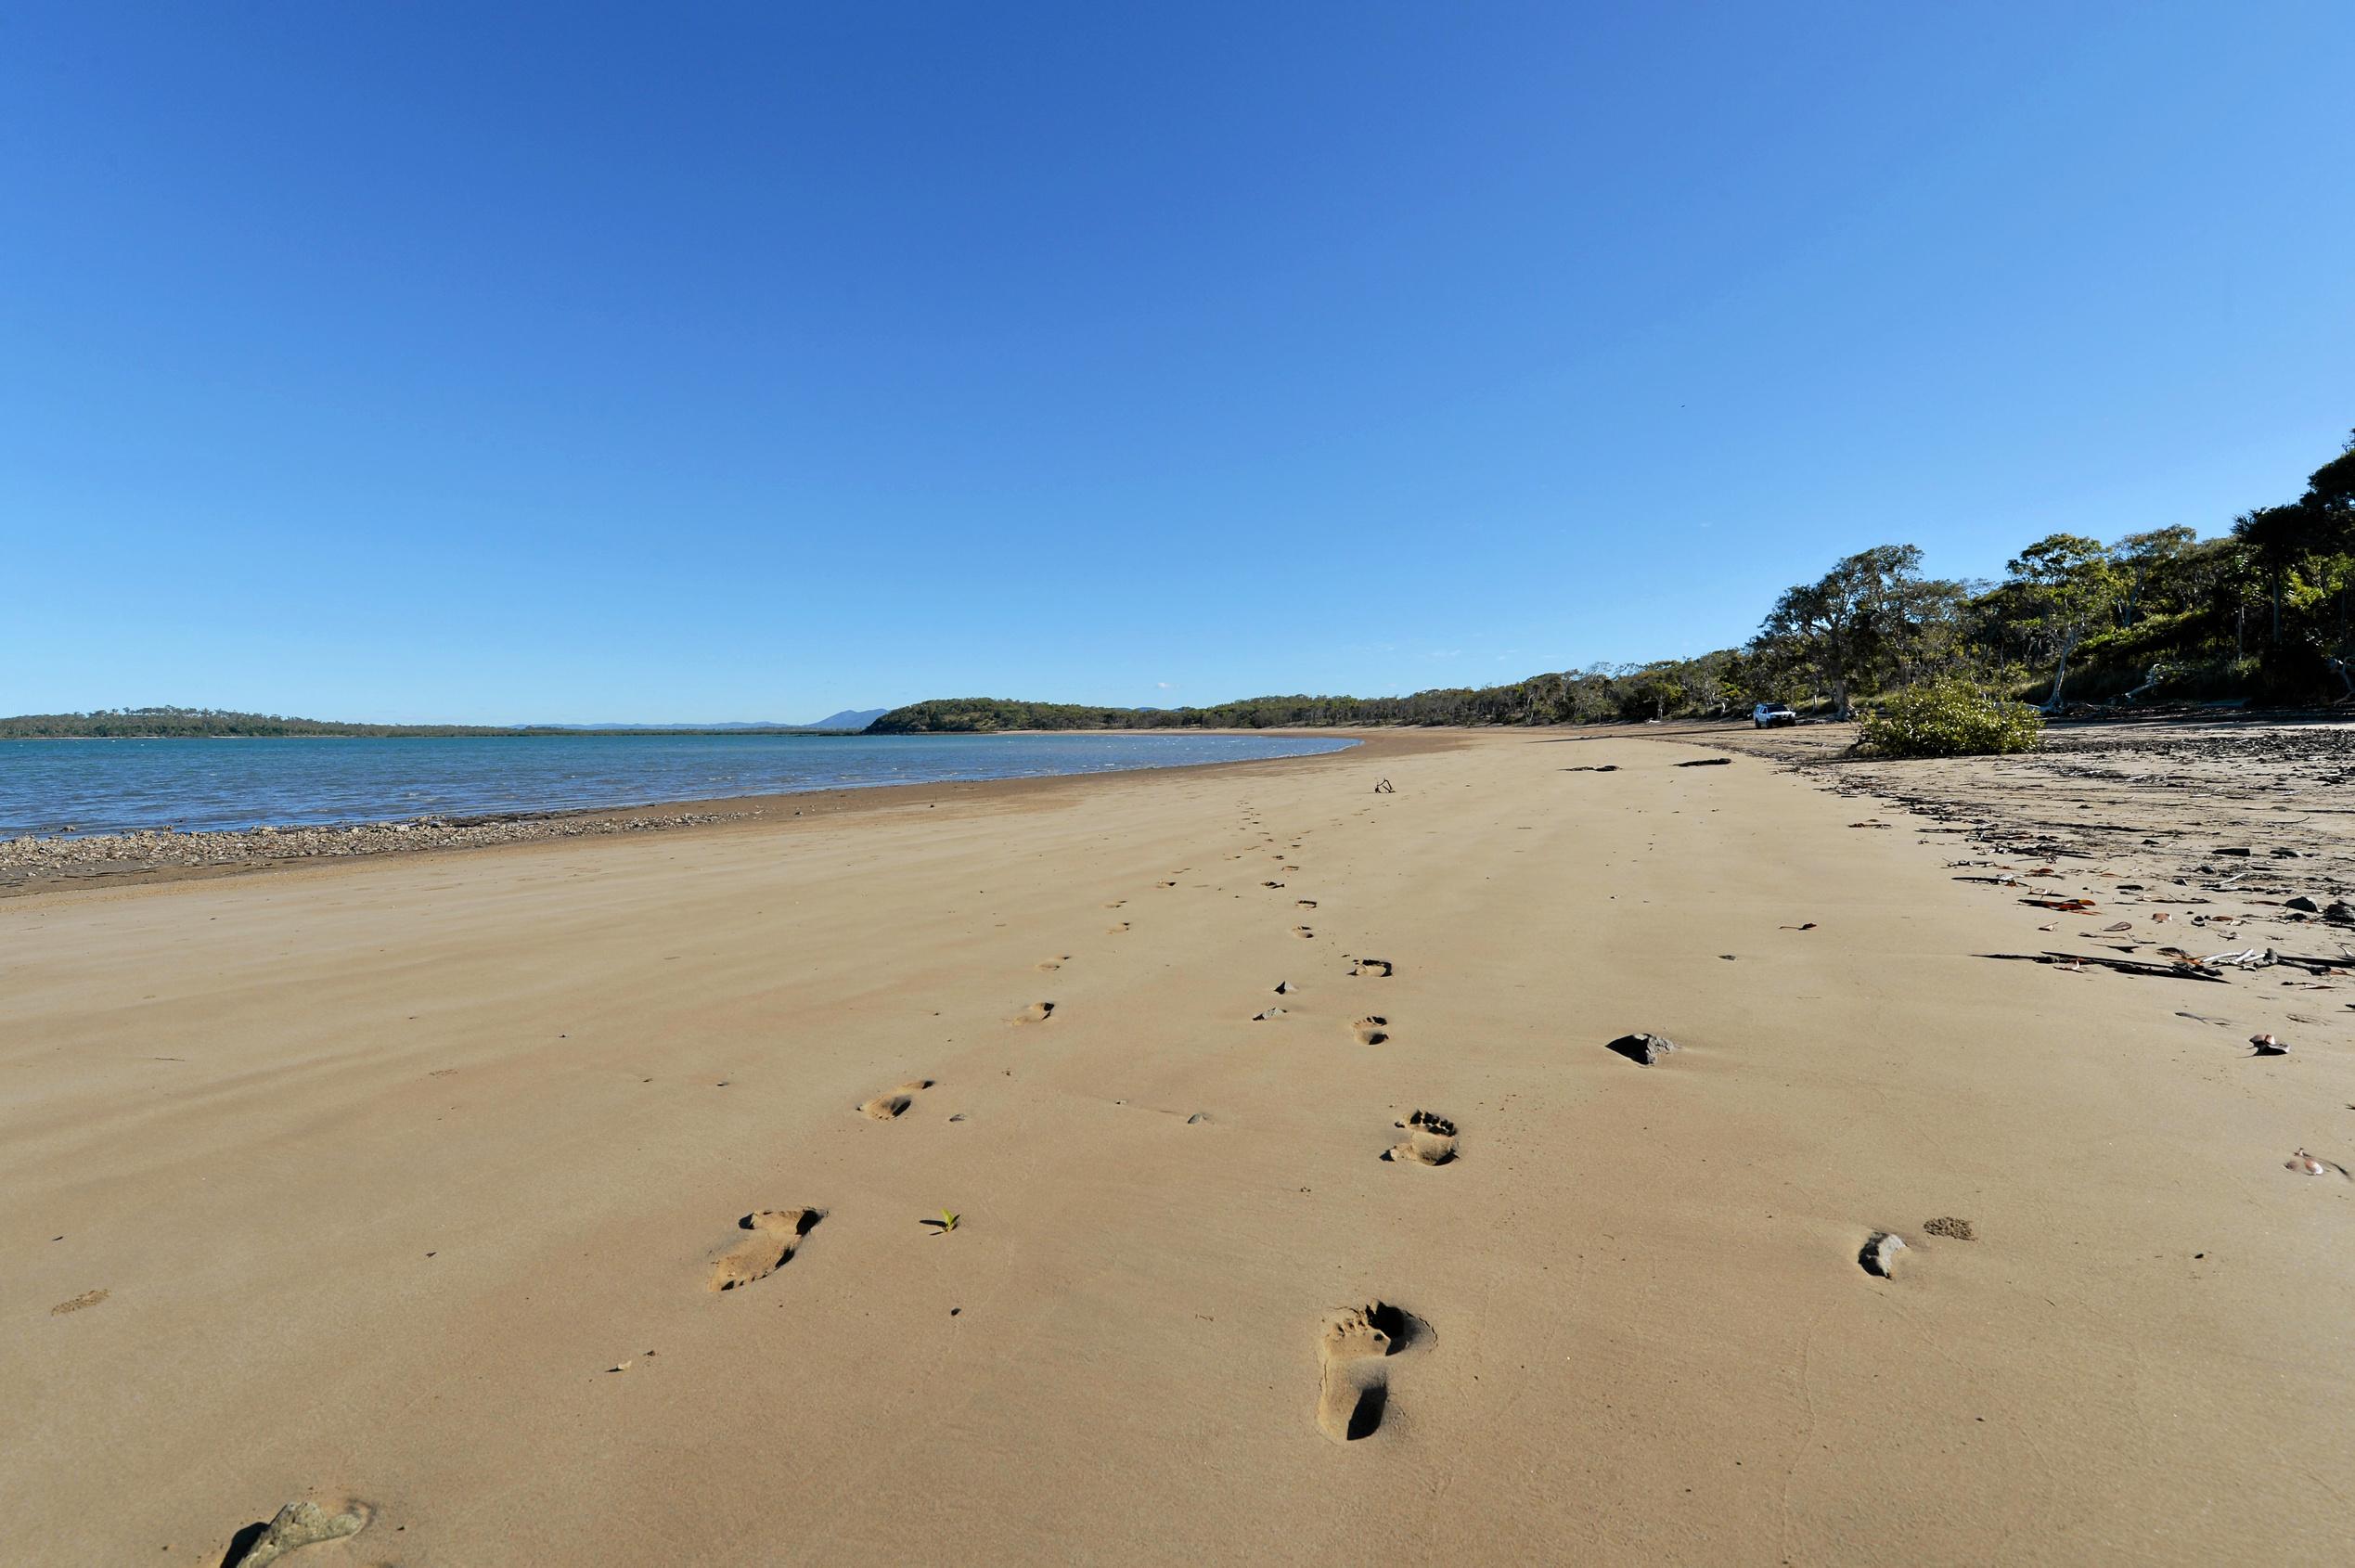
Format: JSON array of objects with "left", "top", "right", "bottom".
[{"left": 1978, "top": 951, "right": 2230, "bottom": 983}]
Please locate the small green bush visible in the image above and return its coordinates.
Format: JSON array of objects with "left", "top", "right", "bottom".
[{"left": 1856, "top": 678, "right": 2043, "bottom": 758}]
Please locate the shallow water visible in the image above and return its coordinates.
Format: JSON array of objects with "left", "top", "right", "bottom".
[{"left": 0, "top": 731, "right": 1358, "bottom": 837}]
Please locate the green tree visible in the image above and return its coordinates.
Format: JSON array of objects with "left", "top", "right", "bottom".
[
  {"left": 2003, "top": 533, "right": 2118, "bottom": 710},
  {"left": 2111, "top": 525, "right": 2198, "bottom": 628},
  {"left": 2231, "top": 504, "right": 2314, "bottom": 647},
  {"left": 1755, "top": 545, "right": 1933, "bottom": 718}
]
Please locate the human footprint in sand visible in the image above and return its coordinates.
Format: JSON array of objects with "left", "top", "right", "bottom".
[
  {"left": 707, "top": 1209, "right": 821, "bottom": 1292},
  {"left": 1315, "top": 1302, "right": 1425, "bottom": 1442}
]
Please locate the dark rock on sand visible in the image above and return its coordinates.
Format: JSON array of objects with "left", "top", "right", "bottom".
[{"left": 1608, "top": 1032, "right": 1679, "bottom": 1066}]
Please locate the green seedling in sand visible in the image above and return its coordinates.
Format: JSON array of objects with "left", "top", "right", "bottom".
[{"left": 922, "top": 1209, "right": 960, "bottom": 1235}]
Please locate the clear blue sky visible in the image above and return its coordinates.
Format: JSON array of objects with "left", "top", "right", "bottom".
[{"left": 5, "top": 3, "right": 2349, "bottom": 724}]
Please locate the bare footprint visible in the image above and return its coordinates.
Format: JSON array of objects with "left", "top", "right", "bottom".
[
  {"left": 1315, "top": 1302, "right": 1427, "bottom": 1442},
  {"left": 1108, "top": 921, "right": 1131, "bottom": 934},
  {"left": 1353, "top": 1016, "right": 1389, "bottom": 1045},
  {"left": 860, "top": 1079, "right": 933, "bottom": 1120},
  {"left": 1383, "top": 1111, "right": 1457, "bottom": 1165},
  {"left": 1014, "top": 1001, "right": 1056, "bottom": 1023},
  {"left": 707, "top": 1209, "right": 821, "bottom": 1292},
  {"left": 1349, "top": 958, "right": 1394, "bottom": 979},
  {"left": 224, "top": 1499, "right": 371, "bottom": 1568},
  {"left": 1295, "top": 899, "right": 1318, "bottom": 910},
  {"left": 1036, "top": 956, "right": 1069, "bottom": 972},
  {"left": 1293, "top": 925, "right": 1316, "bottom": 940}
]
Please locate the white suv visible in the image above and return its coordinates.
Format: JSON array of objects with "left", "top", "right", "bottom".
[{"left": 1752, "top": 702, "right": 1797, "bottom": 729}]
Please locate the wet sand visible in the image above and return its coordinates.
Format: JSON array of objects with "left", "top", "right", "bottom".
[{"left": 3, "top": 727, "right": 2348, "bottom": 1564}]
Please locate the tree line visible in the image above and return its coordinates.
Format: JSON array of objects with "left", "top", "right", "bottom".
[
  {"left": 871, "top": 431, "right": 2355, "bottom": 732},
  {"left": 0, "top": 707, "right": 529, "bottom": 739},
  {"left": 0, "top": 708, "right": 848, "bottom": 739}
]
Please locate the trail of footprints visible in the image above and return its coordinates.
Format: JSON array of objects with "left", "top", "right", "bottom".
[{"left": 694, "top": 802, "right": 1457, "bottom": 1448}]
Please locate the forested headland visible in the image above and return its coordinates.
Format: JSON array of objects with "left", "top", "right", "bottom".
[
  {"left": 871, "top": 431, "right": 2355, "bottom": 733},
  {"left": 0, "top": 709, "right": 851, "bottom": 739}
]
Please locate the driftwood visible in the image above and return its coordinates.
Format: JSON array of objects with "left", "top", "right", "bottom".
[{"left": 1979, "top": 950, "right": 2228, "bottom": 983}]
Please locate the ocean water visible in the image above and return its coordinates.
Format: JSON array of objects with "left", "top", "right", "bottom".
[{"left": 0, "top": 731, "right": 1359, "bottom": 838}]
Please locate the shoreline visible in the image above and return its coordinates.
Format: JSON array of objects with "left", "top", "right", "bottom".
[{"left": 0, "top": 728, "right": 1442, "bottom": 898}]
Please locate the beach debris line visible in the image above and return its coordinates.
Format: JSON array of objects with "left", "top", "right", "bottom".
[
  {"left": 1860, "top": 1232, "right": 1908, "bottom": 1278},
  {"left": 222, "top": 1499, "right": 369, "bottom": 1568},
  {"left": 3, "top": 807, "right": 758, "bottom": 889},
  {"left": 1608, "top": 1032, "right": 1679, "bottom": 1066}
]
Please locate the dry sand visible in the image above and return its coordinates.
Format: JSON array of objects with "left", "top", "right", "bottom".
[{"left": 4, "top": 728, "right": 2349, "bottom": 1565}]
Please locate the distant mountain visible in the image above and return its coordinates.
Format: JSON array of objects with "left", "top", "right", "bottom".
[
  {"left": 806, "top": 708, "right": 887, "bottom": 731},
  {"left": 526, "top": 710, "right": 886, "bottom": 731}
]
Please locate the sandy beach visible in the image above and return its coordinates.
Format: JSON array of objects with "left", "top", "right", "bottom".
[{"left": 5, "top": 726, "right": 2349, "bottom": 1565}]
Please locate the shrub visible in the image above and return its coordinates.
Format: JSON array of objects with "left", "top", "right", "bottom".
[{"left": 1855, "top": 678, "right": 2043, "bottom": 758}]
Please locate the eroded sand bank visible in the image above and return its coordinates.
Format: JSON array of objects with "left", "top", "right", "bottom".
[{"left": 4, "top": 729, "right": 2348, "bottom": 1565}]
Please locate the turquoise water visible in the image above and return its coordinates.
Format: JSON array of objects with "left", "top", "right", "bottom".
[{"left": 0, "top": 732, "right": 1358, "bottom": 837}]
